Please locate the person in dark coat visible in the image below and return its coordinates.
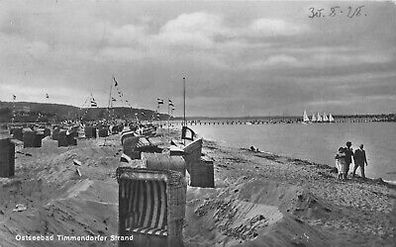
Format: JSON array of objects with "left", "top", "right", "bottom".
[
  {"left": 353, "top": 144, "right": 368, "bottom": 178},
  {"left": 344, "top": 141, "right": 354, "bottom": 179}
]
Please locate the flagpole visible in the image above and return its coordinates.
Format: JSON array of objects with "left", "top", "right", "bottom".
[
  {"left": 12, "top": 95, "right": 15, "bottom": 124},
  {"left": 157, "top": 101, "right": 159, "bottom": 127},
  {"left": 103, "top": 76, "right": 113, "bottom": 147},
  {"left": 108, "top": 78, "right": 113, "bottom": 122},
  {"left": 167, "top": 98, "right": 170, "bottom": 133},
  {"left": 183, "top": 77, "right": 186, "bottom": 145},
  {"left": 183, "top": 77, "right": 186, "bottom": 127}
]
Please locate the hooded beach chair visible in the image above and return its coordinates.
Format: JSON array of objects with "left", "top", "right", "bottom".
[
  {"left": 122, "top": 135, "right": 141, "bottom": 159},
  {"left": 98, "top": 127, "right": 109, "bottom": 137},
  {"left": 10, "top": 127, "right": 23, "bottom": 141},
  {"left": 117, "top": 167, "right": 186, "bottom": 247},
  {"left": 172, "top": 138, "right": 215, "bottom": 188},
  {"left": 84, "top": 126, "right": 97, "bottom": 139},
  {"left": 58, "top": 130, "right": 69, "bottom": 147},
  {"left": 0, "top": 137, "right": 15, "bottom": 177},
  {"left": 23, "top": 129, "right": 42, "bottom": 148},
  {"left": 142, "top": 152, "right": 186, "bottom": 177}
]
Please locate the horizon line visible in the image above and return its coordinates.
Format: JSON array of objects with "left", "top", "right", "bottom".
[{"left": 1, "top": 100, "right": 395, "bottom": 118}]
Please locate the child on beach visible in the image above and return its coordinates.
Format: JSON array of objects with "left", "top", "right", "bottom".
[{"left": 335, "top": 147, "right": 346, "bottom": 180}]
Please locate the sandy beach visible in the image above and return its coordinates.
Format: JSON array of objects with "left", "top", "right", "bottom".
[{"left": 0, "top": 130, "right": 395, "bottom": 247}]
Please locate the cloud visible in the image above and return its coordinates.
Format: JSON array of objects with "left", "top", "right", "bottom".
[
  {"left": 248, "top": 18, "right": 308, "bottom": 37},
  {"left": 160, "top": 12, "right": 225, "bottom": 37},
  {"left": 310, "top": 53, "right": 393, "bottom": 67},
  {"left": 155, "top": 12, "right": 228, "bottom": 49},
  {"left": 107, "top": 24, "right": 146, "bottom": 46},
  {"left": 241, "top": 55, "right": 300, "bottom": 70},
  {"left": 98, "top": 47, "right": 147, "bottom": 62}
]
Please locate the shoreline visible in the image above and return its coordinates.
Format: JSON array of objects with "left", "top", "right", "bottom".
[
  {"left": 191, "top": 135, "right": 396, "bottom": 246},
  {"left": 200, "top": 132, "right": 396, "bottom": 186},
  {"left": 204, "top": 136, "right": 396, "bottom": 190}
]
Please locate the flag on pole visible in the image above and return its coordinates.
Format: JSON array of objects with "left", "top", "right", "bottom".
[
  {"left": 91, "top": 98, "right": 97, "bottom": 107},
  {"left": 182, "top": 126, "right": 196, "bottom": 141},
  {"left": 113, "top": 76, "right": 118, "bottom": 87}
]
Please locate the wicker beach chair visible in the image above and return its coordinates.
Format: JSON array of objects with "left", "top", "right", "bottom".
[
  {"left": 182, "top": 138, "right": 203, "bottom": 173},
  {"left": 190, "top": 156, "right": 214, "bottom": 188},
  {"left": 117, "top": 167, "right": 186, "bottom": 247},
  {"left": 173, "top": 138, "right": 215, "bottom": 188},
  {"left": 142, "top": 153, "right": 186, "bottom": 177},
  {"left": 84, "top": 126, "right": 97, "bottom": 139},
  {"left": 58, "top": 130, "right": 69, "bottom": 147},
  {"left": 44, "top": 128, "right": 51, "bottom": 137},
  {"left": 66, "top": 134, "right": 77, "bottom": 146},
  {"left": 23, "top": 129, "right": 42, "bottom": 148},
  {"left": 122, "top": 136, "right": 141, "bottom": 159},
  {"left": 136, "top": 138, "right": 163, "bottom": 154},
  {"left": 52, "top": 127, "right": 59, "bottom": 140},
  {"left": 0, "top": 137, "right": 15, "bottom": 177},
  {"left": 10, "top": 127, "right": 23, "bottom": 141},
  {"left": 121, "top": 130, "right": 135, "bottom": 146},
  {"left": 98, "top": 127, "right": 109, "bottom": 137},
  {"left": 122, "top": 136, "right": 163, "bottom": 160}
]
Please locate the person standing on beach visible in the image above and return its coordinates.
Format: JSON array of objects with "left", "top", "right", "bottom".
[
  {"left": 352, "top": 144, "right": 368, "bottom": 178},
  {"left": 344, "top": 141, "right": 354, "bottom": 179},
  {"left": 335, "top": 147, "right": 346, "bottom": 180}
]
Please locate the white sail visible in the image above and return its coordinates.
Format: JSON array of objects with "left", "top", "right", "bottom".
[
  {"left": 303, "top": 110, "right": 310, "bottom": 122},
  {"left": 323, "top": 113, "right": 329, "bottom": 122},
  {"left": 329, "top": 113, "right": 335, "bottom": 122},
  {"left": 317, "top": 112, "right": 322, "bottom": 122},
  {"left": 311, "top": 113, "right": 316, "bottom": 122}
]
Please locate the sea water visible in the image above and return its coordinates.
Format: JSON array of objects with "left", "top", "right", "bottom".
[{"left": 190, "top": 122, "right": 396, "bottom": 182}]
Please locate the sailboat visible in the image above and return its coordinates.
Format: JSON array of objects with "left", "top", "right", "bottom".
[
  {"left": 328, "top": 113, "right": 335, "bottom": 123},
  {"left": 311, "top": 113, "right": 317, "bottom": 122},
  {"left": 303, "top": 110, "right": 310, "bottom": 123},
  {"left": 323, "top": 113, "right": 329, "bottom": 122},
  {"left": 317, "top": 112, "right": 323, "bottom": 122}
]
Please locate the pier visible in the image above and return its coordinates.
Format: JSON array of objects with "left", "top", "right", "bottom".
[{"left": 155, "top": 114, "right": 396, "bottom": 127}]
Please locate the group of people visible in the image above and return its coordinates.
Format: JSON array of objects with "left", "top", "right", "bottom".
[{"left": 335, "top": 141, "right": 368, "bottom": 180}]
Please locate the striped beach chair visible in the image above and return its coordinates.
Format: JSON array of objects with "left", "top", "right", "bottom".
[
  {"left": 117, "top": 167, "right": 186, "bottom": 247},
  {"left": 121, "top": 130, "right": 135, "bottom": 146}
]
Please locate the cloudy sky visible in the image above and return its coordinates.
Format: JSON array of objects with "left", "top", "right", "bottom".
[{"left": 0, "top": 0, "right": 395, "bottom": 117}]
